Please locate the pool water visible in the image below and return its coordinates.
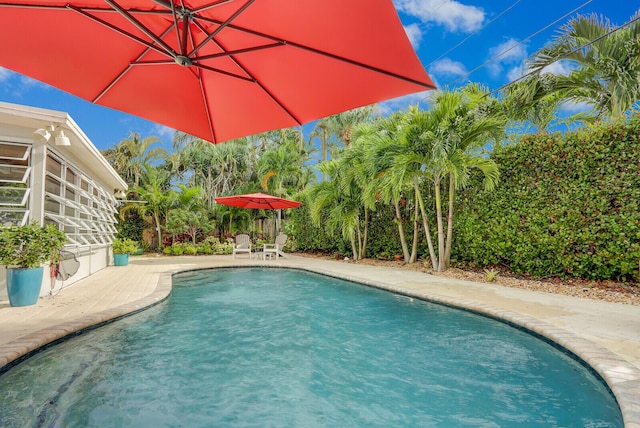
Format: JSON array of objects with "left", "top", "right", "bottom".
[{"left": 0, "top": 268, "right": 622, "bottom": 427}]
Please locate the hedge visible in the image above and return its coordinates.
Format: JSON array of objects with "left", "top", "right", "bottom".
[{"left": 453, "top": 117, "right": 640, "bottom": 281}]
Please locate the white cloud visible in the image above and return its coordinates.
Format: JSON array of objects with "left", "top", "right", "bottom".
[
  {"left": 540, "top": 60, "right": 575, "bottom": 76},
  {"left": 394, "top": 0, "right": 485, "bottom": 33},
  {"left": 429, "top": 58, "right": 467, "bottom": 78},
  {"left": 560, "top": 100, "right": 592, "bottom": 114},
  {"left": 486, "top": 38, "right": 527, "bottom": 77},
  {"left": 377, "top": 90, "right": 433, "bottom": 115},
  {"left": 404, "top": 23, "right": 423, "bottom": 50},
  {"left": 0, "top": 67, "right": 11, "bottom": 82},
  {"left": 506, "top": 64, "right": 526, "bottom": 82},
  {"left": 151, "top": 123, "right": 176, "bottom": 141}
]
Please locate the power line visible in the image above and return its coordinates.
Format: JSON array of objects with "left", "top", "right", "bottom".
[
  {"left": 430, "top": 0, "right": 450, "bottom": 15},
  {"left": 488, "top": 11, "right": 640, "bottom": 97},
  {"left": 443, "top": 0, "right": 593, "bottom": 87},
  {"left": 427, "top": 0, "right": 522, "bottom": 68}
]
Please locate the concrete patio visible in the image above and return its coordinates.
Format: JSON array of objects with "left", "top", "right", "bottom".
[{"left": 1, "top": 254, "right": 639, "bottom": 426}]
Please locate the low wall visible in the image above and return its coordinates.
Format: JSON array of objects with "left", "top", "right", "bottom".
[{"left": 0, "top": 246, "right": 111, "bottom": 302}]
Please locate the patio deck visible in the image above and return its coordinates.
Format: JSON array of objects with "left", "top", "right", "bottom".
[{"left": 1, "top": 254, "right": 639, "bottom": 426}]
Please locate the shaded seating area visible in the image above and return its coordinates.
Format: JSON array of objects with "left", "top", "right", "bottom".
[
  {"left": 232, "top": 234, "right": 252, "bottom": 258},
  {"left": 263, "top": 234, "right": 288, "bottom": 259}
]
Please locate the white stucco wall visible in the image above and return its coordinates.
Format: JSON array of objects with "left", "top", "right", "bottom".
[{"left": 0, "top": 101, "right": 127, "bottom": 303}]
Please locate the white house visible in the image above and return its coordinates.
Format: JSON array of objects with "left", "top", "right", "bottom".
[{"left": 0, "top": 101, "right": 127, "bottom": 301}]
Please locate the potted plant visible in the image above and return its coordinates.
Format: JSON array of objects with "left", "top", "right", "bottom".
[
  {"left": 112, "top": 237, "right": 139, "bottom": 266},
  {"left": 0, "top": 223, "right": 67, "bottom": 306}
]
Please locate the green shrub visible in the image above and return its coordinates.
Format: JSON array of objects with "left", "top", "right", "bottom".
[
  {"left": 454, "top": 117, "right": 640, "bottom": 281},
  {"left": 112, "top": 238, "right": 139, "bottom": 255},
  {"left": 0, "top": 223, "right": 67, "bottom": 268},
  {"left": 183, "top": 244, "right": 197, "bottom": 255}
]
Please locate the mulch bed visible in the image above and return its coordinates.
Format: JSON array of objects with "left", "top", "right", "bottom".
[{"left": 296, "top": 252, "right": 640, "bottom": 306}]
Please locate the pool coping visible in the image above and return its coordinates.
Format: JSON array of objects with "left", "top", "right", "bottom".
[{"left": 1, "top": 263, "right": 639, "bottom": 426}]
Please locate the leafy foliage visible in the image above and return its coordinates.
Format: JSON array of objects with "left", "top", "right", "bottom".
[
  {"left": 0, "top": 223, "right": 67, "bottom": 268},
  {"left": 112, "top": 237, "right": 139, "bottom": 255},
  {"left": 454, "top": 117, "right": 640, "bottom": 281}
]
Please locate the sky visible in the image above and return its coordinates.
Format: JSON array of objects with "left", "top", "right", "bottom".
[{"left": 0, "top": 0, "right": 637, "bottom": 152}]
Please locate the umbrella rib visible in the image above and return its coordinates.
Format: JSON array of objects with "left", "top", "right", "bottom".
[
  {"left": 93, "top": 25, "right": 175, "bottom": 103},
  {"left": 191, "top": 19, "right": 303, "bottom": 124},
  {"left": 165, "top": 0, "right": 186, "bottom": 56},
  {"left": 105, "top": 0, "right": 177, "bottom": 58},
  {"left": 194, "top": 43, "right": 283, "bottom": 61},
  {"left": 0, "top": 2, "right": 168, "bottom": 15},
  {"left": 197, "top": 19, "right": 436, "bottom": 89},
  {"left": 67, "top": 5, "right": 169, "bottom": 58},
  {"left": 190, "top": 63, "right": 254, "bottom": 82},
  {"left": 190, "top": 0, "right": 255, "bottom": 57},
  {"left": 192, "top": 0, "right": 236, "bottom": 14}
]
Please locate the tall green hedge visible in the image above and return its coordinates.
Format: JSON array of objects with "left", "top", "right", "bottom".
[{"left": 453, "top": 117, "right": 640, "bottom": 281}]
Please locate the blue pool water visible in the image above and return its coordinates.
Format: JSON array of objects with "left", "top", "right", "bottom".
[{"left": 0, "top": 268, "right": 622, "bottom": 427}]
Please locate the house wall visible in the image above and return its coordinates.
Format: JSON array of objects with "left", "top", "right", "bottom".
[{"left": 0, "top": 102, "right": 127, "bottom": 303}]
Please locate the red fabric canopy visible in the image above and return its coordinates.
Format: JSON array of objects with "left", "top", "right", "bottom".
[
  {"left": 0, "top": 0, "right": 435, "bottom": 143},
  {"left": 215, "top": 193, "right": 301, "bottom": 210}
]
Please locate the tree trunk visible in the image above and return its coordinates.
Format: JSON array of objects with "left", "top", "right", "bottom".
[
  {"left": 444, "top": 174, "right": 455, "bottom": 270},
  {"left": 394, "top": 201, "right": 410, "bottom": 262},
  {"left": 154, "top": 212, "right": 162, "bottom": 250},
  {"left": 350, "top": 236, "right": 358, "bottom": 261},
  {"left": 434, "top": 177, "right": 445, "bottom": 272},
  {"left": 414, "top": 178, "right": 437, "bottom": 270},
  {"left": 410, "top": 194, "right": 419, "bottom": 263},
  {"left": 355, "top": 221, "right": 362, "bottom": 261},
  {"left": 362, "top": 207, "right": 369, "bottom": 260}
]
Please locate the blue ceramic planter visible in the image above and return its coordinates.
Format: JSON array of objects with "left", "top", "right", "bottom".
[
  {"left": 6, "top": 266, "right": 44, "bottom": 307},
  {"left": 114, "top": 254, "right": 129, "bottom": 266}
]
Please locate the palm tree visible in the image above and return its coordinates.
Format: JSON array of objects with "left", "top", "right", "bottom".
[
  {"left": 503, "top": 74, "right": 582, "bottom": 134},
  {"left": 327, "top": 105, "right": 376, "bottom": 147},
  {"left": 354, "top": 114, "right": 421, "bottom": 263},
  {"left": 135, "top": 166, "right": 176, "bottom": 250},
  {"left": 527, "top": 12, "right": 640, "bottom": 120},
  {"left": 373, "top": 108, "right": 440, "bottom": 267},
  {"left": 310, "top": 118, "right": 333, "bottom": 181},
  {"left": 308, "top": 158, "right": 367, "bottom": 260},
  {"left": 257, "top": 136, "right": 312, "bottom": 235},
  {"left": 423, "top": 84, "right": 506, "bottom": 270},
  {"left": 105, "top": 132, "right": 167, "bottom": 187},
  {"left": 180, "top": 138, "right": 254, "bottom": 208}
]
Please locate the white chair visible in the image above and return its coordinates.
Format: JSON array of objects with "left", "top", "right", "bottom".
[
  {"left": 263, "top": 234, "right": 288, "bottom": 259},
  {"left": 232, "top": 234, "right": 251, "bottom": 258}
]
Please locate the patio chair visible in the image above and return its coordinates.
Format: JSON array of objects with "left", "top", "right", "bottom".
[
  {"left": 232, "top": 234, "right": 252, "bottom": 258},
  {"left": 263, "top": 233, "right": 288, "bottom": 259}
]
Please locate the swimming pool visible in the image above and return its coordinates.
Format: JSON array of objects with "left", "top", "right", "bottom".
[{"left": 0, "top": 267, "right": 623, "bottom": 426}]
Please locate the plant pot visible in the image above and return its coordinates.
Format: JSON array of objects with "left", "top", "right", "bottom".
[
  {"left": 113, "top": 254, "right": 129, "bottom": 266},
  {"left": 6, "top": 266, "right": 44, "bottom": 307}
]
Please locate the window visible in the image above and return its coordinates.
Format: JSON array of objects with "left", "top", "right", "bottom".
[
  {"left": 0, "top": 141, "right": 31, "bottom": 226},
  {"left": 43, "top": 152, "right": 118, "bottom": 247}
]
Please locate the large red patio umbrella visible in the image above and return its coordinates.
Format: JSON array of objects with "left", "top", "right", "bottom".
[
  {"left": 0, "top": 0, "right": 435, "bottom": 143},
  {"left": 215, "top": 193, "right": 301, "bottom": 210}
]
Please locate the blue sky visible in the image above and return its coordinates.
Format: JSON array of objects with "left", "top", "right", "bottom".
[{"left": 0, "top": 0, "right": 637, "bottom": 152}]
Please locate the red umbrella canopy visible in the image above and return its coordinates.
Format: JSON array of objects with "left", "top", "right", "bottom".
[
  {"left": 215, "top": 193, "right": 301, "bottom": 210},
  {"left": 0, "top": 0, "right": 435, "bottom": 144}
]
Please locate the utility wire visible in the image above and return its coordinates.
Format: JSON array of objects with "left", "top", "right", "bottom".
[
  {"left": 430, "top": 0, "right": 450, "bottom": 15},
  {"left": 427, "top": 0, "right": 522, "bottom": 68},
  {"left": 443, "top": 0, "right": 593, "bottom": 87},
  {"left": 488, "top": 12, "right": 640, "bottom": 97}
]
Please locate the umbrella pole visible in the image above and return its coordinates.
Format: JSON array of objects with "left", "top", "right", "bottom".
[{"left": 272, "top": 209, "right": 277, "bottom": 239}]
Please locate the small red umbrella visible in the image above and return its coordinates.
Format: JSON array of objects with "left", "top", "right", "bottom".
[
  {"left": 0, "top": 0, "right": 435, "bottom": 144},
  {"left": 215, "top": 193, "right": 301, "bottom": 210},
  {"left": 215, "top": 192, "right": 300, "bottom": 238}
]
